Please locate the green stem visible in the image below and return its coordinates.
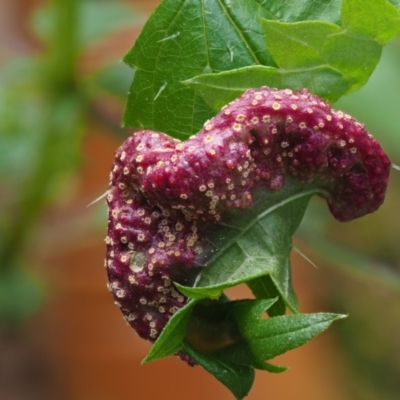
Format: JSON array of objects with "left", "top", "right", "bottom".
[
  {"left": 48, "top": 0, "right": 78, "bottom": 92},
  {"left": 0, "top": 0, "right": 81, "bottom": 271}
]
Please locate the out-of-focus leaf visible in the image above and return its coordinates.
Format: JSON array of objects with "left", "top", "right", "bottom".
[
  {"left": 0, "top": 59, "right": 46, "bottom": 184},
  {"left": 86, "top": 62, "right": 134, "bottom": 99},
  {"left": 0, "top": 265, "right": 44, "bottom": 325},
  {"left": 391, "top": 0, "right": 400, "bottom": 10},
  {"left": 298, "top": 229, "right": 400, "bottom": 290},
  {"left": 32, "top": 0, "right": 141, "bottom": 50},
  {"left": 77, "top": 1, "right": 142, "bottom": 48}
]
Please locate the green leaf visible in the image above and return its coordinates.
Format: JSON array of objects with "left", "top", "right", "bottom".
[
  {"left": 146, "top": 274, "right": 343, "bottom": 395},
  {"left": 123, "top": 0, "right": 276, "bottom": 138},
  {"left": 184, "top": 64, "right": 348, "bottom": 109},
  {"left": 255, "top": 0, "right": 342, "bottom": 24},
  {"left": 247, "top": 275, "right": 287, "bottom": 316},
  {"left": 123, "top": 0, "right": 347, "bottom": 138},
  {"left": 177, "top": 180, "right": 320, "bottom": 300},
  {"left": 341, "top": 0, "right": 400, "bottom": 45},
  {"left": 145, "top": 295, "right": 236, "bottom": 365},
  {"left": 270, "top": 256, "right": 299, "bottom": 313},
  {"left": 211, "top": 339, "right": 288, "bottom": 373},
  {"left": 251, "top": 358, "right": 287, "bottom": 373},
  {"left": 261, "top": 20, "right": 341, "bottom": 69},
  {"left": 33, "top": 0, "right": 141, "bottom": 50},
  {"left": 247, "top": 257, "right": 299, "bottom": 315},
  {"left": 233, "top": 309, "right": 347, "bottom": 361},
  {"left": 185, "top": 0, "right": 400, "bottom": 108},
  {"left": 183, "top": 340, "right": 255, "bottom": 400},
  {"left": 184, "top": 0, "right": 400, "bottom": 110},
  {"left": 262, "top": 2, "right": 400, "bottom": 92},
  {"left": 233, "top": 298, "right": 279, "bottom": 321},
  {"left": 124, "top": 0, "right": 400, "bottom": 137},
  {"left": 322, "top": 33, "right": 382, "bottom": 93},
  {"left": 143, "top": 299, "right": 198, "bottom": 363}
]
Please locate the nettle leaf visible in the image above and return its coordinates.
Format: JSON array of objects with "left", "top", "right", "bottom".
[
  {"left": 183, "top": 340, "right": 255, "bottom": 400},
  {"left": 143, "top": 299, "right": 198, "bottom": 363},
  {"left": 184, "top": 0, "right": 400, "bottom": 110},
  {"left": 123, "top": 0, "right": 347, "bottom": 138},
  {"left": 124, "top": 0, "right": 399, "bottom": 137},
  {"left": 321, "top": 33, "right": 381, "bottom": 93},
  {"left": 180, "top": 299, "right": 285, "bottom": 399},
  {"left": 177, "top": 300, "right": 344, "bottom": 398},
  {"left": 341, "top": 0, "right": 400, "bottom": 45},
  {"left": 263, "top": 0, "right": 400, "bottom": 90},
  {"left": 232, "top": 303, "right": 347, "bottom": 361},
  {"left": 262, "top": 20, "right": 342, "bottom": 69},
  {"left": 123, "top": 0, "right": 274, "bottom": 139},
  {"left": 247, "top": 275, "right": 287, "bottom": 317},
  {"left": 256, "top": 0, "right": 342, "bottom": 24},
  {"left": 148, "top": 180, "right": 321, "bottom": 386},
  {"left": 183, "top": 64, "right": 347, "bottom": 109},
  {"left": 177, "top": 179, "right": 320, "bottom": 308},
  {"left": 270, "top": 256, "right": 299, "bottom": 313},
  {"left": 210, "top": 336, "right": 288, "bottom": 373}
]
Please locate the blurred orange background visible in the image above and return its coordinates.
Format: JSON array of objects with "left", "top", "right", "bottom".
[{"left": 1, "top": 1, "right": 400, "bottom": 399}]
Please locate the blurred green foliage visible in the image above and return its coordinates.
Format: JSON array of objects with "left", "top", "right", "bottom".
[{"left": 0, "top": 0, "right": 140, "bottom": 326}]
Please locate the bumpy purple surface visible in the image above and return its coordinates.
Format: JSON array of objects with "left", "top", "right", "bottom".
[{"left": 105, "top": 87, "right": 390, "bottom": 345}]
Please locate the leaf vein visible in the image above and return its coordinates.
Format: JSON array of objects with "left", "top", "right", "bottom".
[
  {"left": 216, "top": 0, "right": 262, "bottom": 65},
  {"left": 201, "top": 189, "right": 322, "bottom": 271}
]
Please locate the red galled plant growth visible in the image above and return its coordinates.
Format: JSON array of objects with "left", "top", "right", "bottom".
[
  {"left": 105, "top": 87, "right": 390, "bottom": 348},
  {"left": 101, "top": 0, "right": 400, "bottom": 396}
]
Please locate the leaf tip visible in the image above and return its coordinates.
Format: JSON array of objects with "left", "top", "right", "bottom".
[{"left": 141, "top": 354, "right": 150, "bottom": 365}]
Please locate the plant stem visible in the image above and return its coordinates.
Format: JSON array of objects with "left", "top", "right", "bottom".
[
  {"left": 0, "top": 0, "right": 82, "bottom": 271},
  {"left": 48, "top": 0, "right": 78, "bottom": 92}
]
